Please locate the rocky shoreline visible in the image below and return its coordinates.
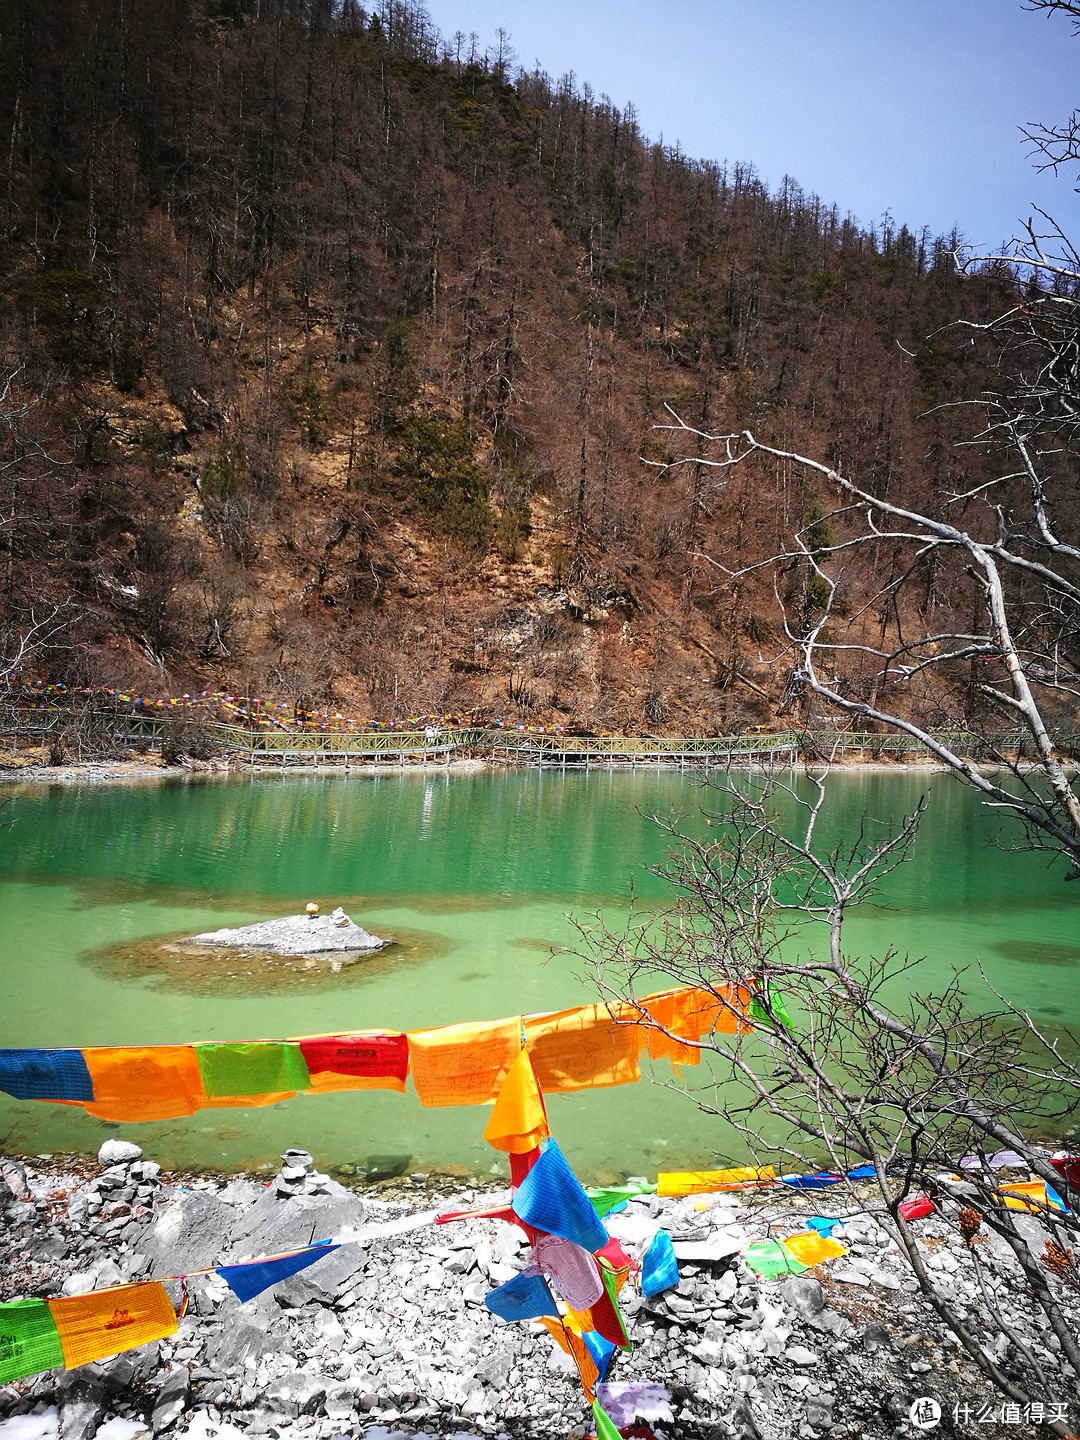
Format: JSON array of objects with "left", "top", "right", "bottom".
[
  {"left": 2, "top": 1147, "right": 1075, "bottom": 1440},
  {"left": 0, "top": 757, "right": 1019, "bottom": 787}
]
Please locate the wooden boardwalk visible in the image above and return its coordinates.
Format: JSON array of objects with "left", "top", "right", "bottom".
[{"left": 5, "top": 706, "right": 1073, "bottom": 770}]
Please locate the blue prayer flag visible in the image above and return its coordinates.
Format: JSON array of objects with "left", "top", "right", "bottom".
[
  {"left": 511, "top": 1140, "right": 609, "bottom": 1253},
  {"left": 0, "top": 1049, "right": 94, "bottom": 1102},
  {"left": 215, "top": 1241, "right": 339, "bottom": 1303},
  {"left": 484, "top": 1269, "right": 558, "bottom": 1323},
  {"left": 583, "top": 1329, "right": 616, "bottom": 1380},
  {"left": 640, "top": 1228, "right": 679, "bottom": 1297},
  {"left": 782, "top": 1173, "right": 843, "bottom": 1190},
  {"left": 805, "top": 1216, "right": 841, "bottom": 1237}
]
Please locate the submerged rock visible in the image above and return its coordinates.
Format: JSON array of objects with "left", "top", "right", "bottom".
[{"left": 185, "top": 909, "right": 389, "bottom": 956}]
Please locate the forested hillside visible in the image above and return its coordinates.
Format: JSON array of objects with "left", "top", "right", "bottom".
[{"left": 0, "top": 0, "right": 1017, "bottom": 732}]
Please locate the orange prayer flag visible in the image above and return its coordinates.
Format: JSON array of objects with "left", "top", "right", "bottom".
[
  {"left": 304, "top": 1070, "right": 407, "bottom": 1095},
  {"left": 673, "top": 985, "right": 752, "bottom": 1037},
  {"left": 537, "top": 1317, "right": 598, "bottom": 1401},
  {"left": 82, "top": 1046, "right": 206, "bottom": 1122},
  {"left": 639, "top": 990, "right": 701, "bottom": 1068},
  {"left": 524, "top": 1003, "right": 640, "bottom": 1094},
  {"left": 538, "top": 1316, "right": 573, "bottom": 1355},
  {"left": 407, "top": 1016, "right": 522, "bottom": 1107},
  {"left": 199, "top": 1091, "right": 298, "bottom": 1109},
  {"left": 566, "top": 1324, "right": 600, "bottom": 1399},
  {"left": 49, "top": 1283, "right": 177, "bottom": 1370},
  {"left": 483, "top": 1047, "right": 549, "bottom": 1153}
]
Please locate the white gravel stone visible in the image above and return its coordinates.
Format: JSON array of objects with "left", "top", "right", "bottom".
[{"left": 98, "top": 1140, "right": 143, "bottom": 1166}]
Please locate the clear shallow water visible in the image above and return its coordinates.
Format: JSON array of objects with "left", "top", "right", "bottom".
[{"left": 0, "top": 768, "right": 1076, "bottom": 1180}]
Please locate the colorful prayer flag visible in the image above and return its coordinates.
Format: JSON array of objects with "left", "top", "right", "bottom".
[
  {"left": 640, "top": 1228, "right": 679, "bottom": 1297},
  {"left": 0, "top": 1050, "right": 94, "bottom": 1102},
  {"left": 782, "top": 1231, "right": 846, "bottom": 1266},
  {"left": 406, "top": 1016, "right": 521, "bottom": 1108},
  {"left": 483, "top": 1269, "right": 558, "bottom": 1322},
  {"left": 194, "top": 1042, "right": 310, "bottom": 1098},
  {"left": 483, "top": 1048, "right": 549, "bottom": 1153},
  {"left": 297, "top": 1032, "right": 409, "bottom": 1092},
  {"left": 741, "top": 1240, "right": 808, "bottom": 1280},
  {"left": 591, "top": 1398, "right": 623, "bottom": 1440},
  {"left": 524, "top": 1003, "right": 641, "bottom": 1093},
  {"left": 0, "top": 1300, "right": 64, "bottom": 1385},
  {"left": 82, "top": 1046, "right": 205, "bottom": 1121},
  {"left": 49, "top": 1284, "right": 177, "bottom": 1370},
  {"left": 511, "top": 1140, "right": 609, "bottom": 1253},
  {"left": 216, "top": 1242, "right": 339, "bottom": 1303}
]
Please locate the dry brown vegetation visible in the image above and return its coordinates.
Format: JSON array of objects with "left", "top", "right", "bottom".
[{"left": 0, "top": 0, "right": 1032, "bottom": 732}]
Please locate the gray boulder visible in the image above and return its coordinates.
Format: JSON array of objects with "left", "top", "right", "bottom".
[
  {"left": 142, "top": 1190, "right": 235, "bottom": 1273},
  {"left": 225, "top": 1183, "right": 365, "bottom": 1260},
  {"left": 265, "top": 1374, "right": 328, "bottom": 1416},
  {"left": 187, "top": 912, "right": 387, "bottom": 956},
  {"left": 1, "top": 1162, "right": 29, "bottom": 1199},
  {"left": 59, "top": 1376, "right": 107, "bottom": 1440},
  {"left": 151, "top": 1369, "right": 191, "bottom": 1433},
  {"left": 476, "top": 1352, "right": 513, "bottom": 1390},
  {"left": 207, "top": 1320, "right": 284, "bottom": 1372},
  {"left": 273, "top": 1244, "right": 368, "bottom": 1307},
  {"left": 861, "top": 1320, "right": 893, "bottom": 1352},
  {"left": 779, "top": 1275, "right": 825, "bottom": 1320}
]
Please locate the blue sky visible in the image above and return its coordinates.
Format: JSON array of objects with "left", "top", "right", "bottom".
[{"left": 419, "top": 0, "right": 1080, "bottom": 250}]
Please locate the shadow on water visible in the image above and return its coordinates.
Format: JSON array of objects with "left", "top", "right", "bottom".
[
  {"left": 1, "top": 870, "right": 629, "bottom": 919},
  {"left": 991, "top": 940, "right": 1080, "bottom": 968},
  {"left": 80, "top": 925, "right": 452, "bottom": 995}
]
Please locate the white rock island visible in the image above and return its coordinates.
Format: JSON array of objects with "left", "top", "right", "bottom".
[{"left": 187, "top": 905, "right": 389, "bottom": 956}]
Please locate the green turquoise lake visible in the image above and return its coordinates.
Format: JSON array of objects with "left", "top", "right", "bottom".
[{"left": 1, "top": 768, "right": 1077, "bottom": 1181}]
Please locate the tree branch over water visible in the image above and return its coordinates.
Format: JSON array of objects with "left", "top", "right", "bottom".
[{"left": 576, "top": 767, "right": 1080, "bottom": 1427}]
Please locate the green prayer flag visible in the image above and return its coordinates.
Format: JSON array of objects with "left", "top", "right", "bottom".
[
  {"left": 194, "top": 1041, "right": 311, "bottom": 1098},
  {"left": 749, "top": 984, "right": 793, "bottom": 1029},
  {"left": 0, "top": 1300, "right": 64, "bottom": 1384},
  {"left": 597, "top": 1257, "right": 631, "bottom": 1349},
  {"left": 742, "top": 1239, "right": 808, "bottom": 1280},
  {"left": 592, "top": 1399, "right": 623, "bottom": 1440},
  {"left": 587, "top": 1181, "right": 657, "bottom": 1218}
]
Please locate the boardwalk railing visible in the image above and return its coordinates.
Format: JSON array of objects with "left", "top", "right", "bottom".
[{"left": 2, "top": 705, "right": 1076, "bottom": 769}]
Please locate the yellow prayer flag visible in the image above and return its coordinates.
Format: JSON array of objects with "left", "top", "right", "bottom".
[
  {"left": 1001, "top": 1180, "right": 1049, "bottom": 1212},
  {"left": 524, "top": 1003, "right": 640, "bottom": 1094},
  {"left": 483, "top": 1047, "right": 549, "bottom": 1153},
  {"left": 782, "top": 1231, "right": 846, "bottom": 1266},
  {"left": 49, "top": 1283, "right": 177, "bottom": 1370},
  {"left": 657, "top": 1165, "right": 776, "bottom": 1197}
]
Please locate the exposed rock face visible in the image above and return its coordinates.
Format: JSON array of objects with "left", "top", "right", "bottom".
[
  {"left": 186, "top": 908, "right": 388, "bottom": 956},
  {"left": 141, "top": 1190, "right": 235, "bottom": 1275}
]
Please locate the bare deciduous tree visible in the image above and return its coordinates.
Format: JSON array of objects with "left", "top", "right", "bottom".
[
  {"left": 655, "top": 396, "right": 1080, "bottom": 875},
  {"left": 577, "top": 769, "right": 1080, "bottom": 1429}
]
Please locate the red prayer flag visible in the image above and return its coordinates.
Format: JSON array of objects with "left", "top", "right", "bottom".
[{"left": 297, "top": 1032, "right": 409, "bottom": 1081}]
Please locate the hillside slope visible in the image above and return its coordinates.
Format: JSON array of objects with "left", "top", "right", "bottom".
[{"left": 0, "top": 0, "right": 1011, "bottom": 732}]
